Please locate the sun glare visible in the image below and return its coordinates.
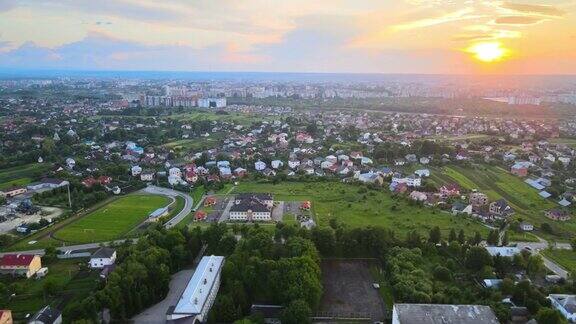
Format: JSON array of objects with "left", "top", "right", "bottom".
[{"left": 467, "top": 42, "right": 507, "bottom": 62}]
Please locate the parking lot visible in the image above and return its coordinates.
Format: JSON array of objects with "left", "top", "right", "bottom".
[{"left": 317, "top": 259, "right": 386, "bottom": 322}]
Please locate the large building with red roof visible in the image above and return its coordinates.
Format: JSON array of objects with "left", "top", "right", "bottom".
[{"left": 0, "top": 254, "right": 42, "bottom": 278}]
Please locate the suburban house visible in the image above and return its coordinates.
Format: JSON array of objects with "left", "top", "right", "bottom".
[
  {"left": 89, "top": 247, "right": 117, "bottom": 269},
  {"left": 489, "top": 199, "right": 514, "bottom": 217},
  {"left": 140, "top": 171, "right": 154, "bottom": 181},
  {"left": 452, "top": 202, "right": 473, "bottom": 215},
  {"left": 229, "top": 193, "right": 273, "bottom": 221},
  {"left": 548, "top": 294, "right": 576, "bottom": 322},
  {"left": 0, "top": 185, "right": 27, "bottom": 198},
  {"left": 131, "top": 165, "right": 142, "bottom": 176},
  {"left": 0, "top": 310, "right": 12, "bottom": 324},
  {"left": 409, "top": 191, "right": 428, "bottom": 202},
  {"left": 511, "top": 163, "right": 529, "bottom": 177},
  {"left": 392, "top": 304, "right": 499, "bottom": 324},
  {"left": 414, "top": 169, "right": 430, "bottom": 177},
  {"left": 439, "top": 184, "right": 460, "bottom": 198},
  {"left": 545, "top": 209, "right": 571, "bottom": 221},
  {"left": 26, "top": 178, "right": 69, "bottom": 191},
  {"left": 28, "top": 306, "right": 62, "bottom": 324},
  {"left": 0, "top": 254, "right": 42, "bottom": 278},
  {"left": 469, "top": 192, "right": 489, "bottom": 206},
  {"left": 392, "top": 173, "right": 421, "bottom": 187},
  {"left": 254, "top": 160, "right": 266, "bottom": 171},
  {"left": 519, "top": 222, "right": 534, "bottom": 231},
  {"left": 167, "top": 256, "right": 225, "bottom": 323}
]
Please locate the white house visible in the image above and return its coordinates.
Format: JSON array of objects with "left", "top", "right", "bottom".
[
  {"left": 89, "top": 247, "right": 116, "bottom": 269},
  {"left": 271, "top": 160, "right": 284, "bottom": 169},
  {"left": 65, "top": 158, "right": 76, "bottom": 169},
  {"left": 167, "top": 256, "right": 225, "bottom": 323},
  {"left": 519, "top": 222, "right": 534, "bottom": 231},
  {"left": 131, "top": 165, "right": 142, "bottom": 176},
  {"left": 549, "top": 294, "right": 576, "bottom": 322},
  {"left": 140, "top": 172, "right": 154, "bottom": 181},
  {"left": 414, "top": 169, "right": 430, "bottom": 177},
  {"left": 288, "top": 160, "right": 301, "bottom": 169},
  {"left": 169, "top": 167, "right": 182, "bottom": 178},
  {"left": 229, "top": 193, "right": 273, "bottom": 221},
  {"left": 254, "top": 160, "right": 266, "bottom": 171}
]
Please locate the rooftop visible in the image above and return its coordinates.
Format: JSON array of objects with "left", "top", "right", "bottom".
[
  {"left": 173, "top": 255, "right": 225, "bottom": 315},
  {"left": 393, "top": 304, "right": 499, "bottom": 324}
]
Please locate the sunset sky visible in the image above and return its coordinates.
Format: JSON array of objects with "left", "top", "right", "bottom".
[{"left": 0, "top": 0, "right": 575, "bottom": 74}]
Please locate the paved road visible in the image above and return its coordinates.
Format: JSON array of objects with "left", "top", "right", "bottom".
[
  {"left": 142, "top": 185, "right": 193, "bottom": 229},
  {"left": 0, "top": 239, "right": 133, "bottom": 257},
  {"left": 512, "top": 238, "right": 572, "bottom": 279}
]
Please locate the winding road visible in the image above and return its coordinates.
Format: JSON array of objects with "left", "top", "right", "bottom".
[{"left": 141, "top": 185, "right": 194, "bottom": 229}]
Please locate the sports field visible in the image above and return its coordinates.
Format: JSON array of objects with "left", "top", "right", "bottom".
[
  {"left": 232, "top": 181, "right": 489, "bottom": 237},
  {"left": 53, "top": 194, "right": 170, "bottom": 243}
]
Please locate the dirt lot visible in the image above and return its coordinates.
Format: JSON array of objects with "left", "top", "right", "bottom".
[{"left": 318, "top": 259, "right": 386, "bottom": 322}]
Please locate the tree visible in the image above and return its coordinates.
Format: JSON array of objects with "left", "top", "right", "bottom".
[
  {"left": 43, "top": 246, "right": 58, "bottom": 264},
  {"left": 470, "top": 231, "right": 482, "bottom": 246},
  {"left": 43, "top": 278, "right": 60, "bottom": 298},
  {"left": 535, "top": 307, "right": 567, "bottom": 324},
  {"left": 571, "top": 238, "right": 576, "bottom": 251},
  {"left": 501, "top": 231, "right": 509, "bottom": 246},
  {"left": 448, "top": 229, "right": 457, "bottom": 242},
  {"left": 487, "top": 229, "right": 499, "bottom": 246},
  {"left": 457, "top": 229, "right": 466, "bottom": 244},
  {"left": 526, "top": 255, "right": 545, "bottom": 277},
  {"left": 311, "top": 227, "right": 336, "bottom": 256},
  {"left": 280, "top": 299, "right": 312, "bottom": 324},
  {"left": 433, "top": 265, "right": 452, "bottom": 282},
  {"left": 465, "top": 246, "right": 493, "bottom": 271},
  {"left": 428, "top": 226, "right": 441, "bottom": 244}
]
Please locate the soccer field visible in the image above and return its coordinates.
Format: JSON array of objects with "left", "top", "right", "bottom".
[{"left": 53, "top": 194, "right": 170, "bottom": 243}]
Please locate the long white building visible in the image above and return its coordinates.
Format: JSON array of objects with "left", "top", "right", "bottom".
[{"left": 167, "top": 255, "right": 225, "bottom": 323}]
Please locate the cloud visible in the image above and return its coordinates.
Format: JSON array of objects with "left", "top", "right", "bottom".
[
  {"left": 493, "top": 16, "right": 546, "bottom": 25},
  {"left": 392, "top": 8, "right": 485, "bottom": 31},
  {"left": 500, "top": 2, "right": 566, "bottom": 17},
  {"left": 452, "top": 29, "right": 521, "bottom": 42}
]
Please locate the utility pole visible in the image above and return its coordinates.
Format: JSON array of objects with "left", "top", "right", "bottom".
[{"left": 67, "top": 183, "right": 72, "bottom": 209}]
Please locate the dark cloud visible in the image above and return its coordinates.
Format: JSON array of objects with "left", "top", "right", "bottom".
[
  {"left": 501, "top": 2, "right": 565, "bottom": 17},
  {"left": 494, "top": 16, "right": 546, "bottom": 25}
]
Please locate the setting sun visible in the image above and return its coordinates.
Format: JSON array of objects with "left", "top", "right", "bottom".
[{"left": 467, "top": 42, "right": 508, "bottom": 63}]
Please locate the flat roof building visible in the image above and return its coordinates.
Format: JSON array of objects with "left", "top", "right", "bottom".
[
  {"left": 167, "top": 255, "right": 225, "bottom": 323},
  {"left": 392, "top": 304, "right": 499, "bottom": 324}
]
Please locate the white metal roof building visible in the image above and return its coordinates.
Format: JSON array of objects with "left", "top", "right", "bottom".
[{"left": 167, "top": 255, "right": 225, "bottom": 323}]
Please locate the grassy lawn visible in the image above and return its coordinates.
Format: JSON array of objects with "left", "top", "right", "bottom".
[
  {"left": 550, "top": 137, "right": 576, "bottom": 148},
  {"left": 53, "top": 194, "right": 170, "bottom": 243},
  {"left": 429, "top": 165, "right": 575, "bottom": 241},
  {"left": 542, "top": 249, "right": 576, "bottom": 274},
  {"left": 508, "top": 231, "right": 540, "bottom": 243},
  {"left": 191, "top": 186, "right": 206, "bottom": 206},
  {"left": 232, "top": 181, "right": 489, "bottom": 237},
  {"left": 0, "top": 163, "right": 51, "bottom": 184},
  {"left": 1, "top": 258, "right": 99, "bottom": 321},
  {"left": 0, "top": 177, "right": 32, "bottom": 190}
]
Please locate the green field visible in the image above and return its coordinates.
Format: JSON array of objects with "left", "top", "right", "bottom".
[
  {"left": 0, "top": 163, "right": 51, "bottom": 185},
  {"left": 550, "top": 137, "right": 576, "bottom": 148},
  {"left": 53, "top": 194, "right": 170, "bottom": 243},
  {"left": 231, "top": 181, "right": 489, "bottom": 237},
  {"left": 542, "top": 249, "right": 576, "bottom": 274},
  {"left": 0, "top": 177, "right": 32, "bottom": 190},
  {"left": 430, "top": 165, "right": 575, "bottom": 241}
]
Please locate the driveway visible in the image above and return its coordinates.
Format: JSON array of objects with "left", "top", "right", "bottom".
[{"left": 142, "top": 185, "right": 193, "bottom": 229}]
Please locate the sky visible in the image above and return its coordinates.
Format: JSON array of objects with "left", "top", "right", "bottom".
[{"left": 0, "top": 0, "right": 575, "bottom": 74}]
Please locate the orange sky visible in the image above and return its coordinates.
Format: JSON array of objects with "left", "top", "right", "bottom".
[{"left": 0, "top": 0, "right": 575, "bottom": 73}]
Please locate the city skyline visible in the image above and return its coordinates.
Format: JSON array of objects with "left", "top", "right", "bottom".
[{"left": 1, "top": 0, "right": 576, "bottom": 74}]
